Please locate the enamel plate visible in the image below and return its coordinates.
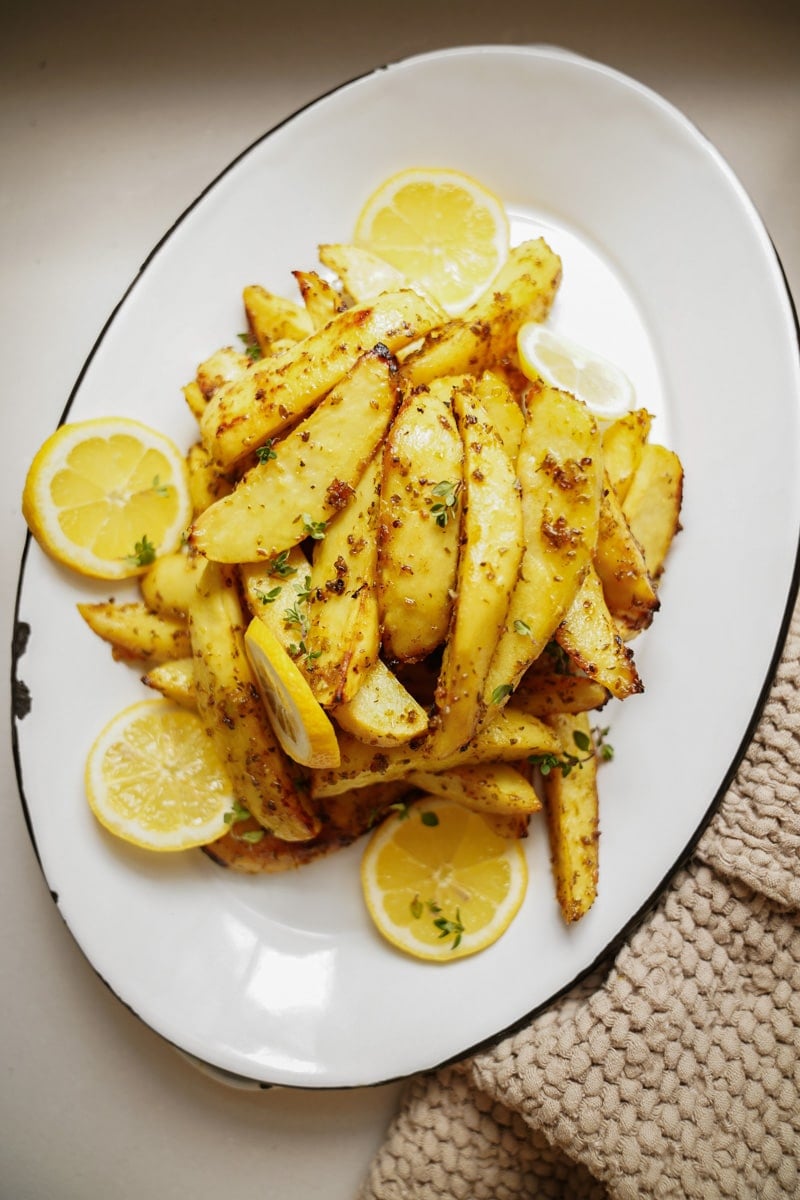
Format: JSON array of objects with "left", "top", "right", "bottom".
[{"left": 13, "top": 46, "right": 800, "bottom": 1088}]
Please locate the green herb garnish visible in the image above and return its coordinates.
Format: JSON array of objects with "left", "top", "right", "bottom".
[
  {"left": 125, "top": 534, "right": 156, "bottom": 568},
  {"left": 429, "top": 480, "right": 462, "bottom": 528}
]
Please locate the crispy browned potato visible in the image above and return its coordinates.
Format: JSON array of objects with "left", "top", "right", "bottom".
[
  {"left": 293, "top": 269, "right": 346, "bottom": 329},
  {"left": 242, "top": 283, "right": 313, "bottom": 354},
  {"left": 200, "top": 289, "right": 443, "bottom": 466},
  {"left": 139, "top": 550, "right": 206, "bottom": 619},
  {"left": 77, "top": 601, "right": 190, "bottom": 663},
  {"left": 480, "top": 383, "right": 602, "bottom": 716},
  {"left": 191, "top": 348, "right": 399, "bottom": 563},
  {"left": 401, "top": 239, "right": 562, "bottom": 387},
  {"left": 204, "top": 780, "right": 412, "bottom": 874},
  {"left": 185, "top": 442, "right": 233, "bottom": 516},
  {"left": 512, "top": 670, "right": 609, "bottom": 718},
  {"left": 311, "top": 706, "right": 560, "bottom": 799},
  {"left": 377, "top": 376, "right": 464, "bottom": 662},
  {"left": 195, "top": 346, "right": 250, "bottom": 400},
  {"left": 306, "top": 453, "right": 381, "bottom": 706},
  {"left": 188, "top": 561, "right": 320, "bottom": 841},
  {"left": 427, "top": 378, "right": 524, "bottom": 758},
  {"left": 141, "top": 656, "right": 196, "bottom": 707},
  {"left": 601, "top": 408, "right": 652, "bottom": 503},
  {"left": 331, "top": 659, "right": 429, "bottom": 746},
  {"left": 407, "top": 763, "right": 541, "bottom": 815},
  {"left": 622, "top": 444, "right": 684, "bottom": 580},
  {"left": 541, "top": 711, "right": 599, "bottom": 923},
  {"left": 555, "top": 564, "right": 643, "bottom": 699},
  {"left": 594, "top": 473, "right": 659, "bottom": 637}
]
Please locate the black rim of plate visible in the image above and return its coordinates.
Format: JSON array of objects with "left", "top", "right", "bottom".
[{"left": 10, "top": 45, "right": 800, "bottom": 1090}]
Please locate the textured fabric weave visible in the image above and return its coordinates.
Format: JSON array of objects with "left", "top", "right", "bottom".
[{"left": 360, "top": 599, "right": 800, "bottom": 1199}]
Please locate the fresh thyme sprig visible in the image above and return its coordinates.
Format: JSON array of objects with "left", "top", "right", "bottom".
[{"left": 429, "top": 480, "right": 462, "bottom": 528}]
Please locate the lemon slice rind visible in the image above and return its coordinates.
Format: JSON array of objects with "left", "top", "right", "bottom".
[
  {"left": 360, "top": 798, "right": 528, "bottom": 962},
  {"left": 22, "top": 416, "right": 192, "bottom": 580},
  {"left": 517, "top": 322, "right": 636, "bottom": 420},
  {"left": 85, "top": 699, "right": 235, "bottom": 852},
  {"left": 354, "top": 166, "right": 510, "bottom": 316},
  {"left": 244, "top": 617, "right": 340, "bottom": 770}
]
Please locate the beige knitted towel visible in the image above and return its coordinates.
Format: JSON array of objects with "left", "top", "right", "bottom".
[{"left": 360, "top": 597, "right": 800, "bottom": 1200}]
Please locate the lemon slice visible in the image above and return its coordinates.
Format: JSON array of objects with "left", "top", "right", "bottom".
[
  {"left": 22, "top": 417, "right": 192, "bottom": 580},
  {"left": 354, "top": 167, "right": 509, "bottom": 315},
  {"left": 360, "top": 798, "right": 527, "bottom": 962},
  {"left": 85, "top": 699, "right": 234, "bottom": 851},
  {"left": 244, "top": 617, "right": 340, "bottom": 769},
  {"left": 517, "top": 322, "right": 636, "bottom": 419}
]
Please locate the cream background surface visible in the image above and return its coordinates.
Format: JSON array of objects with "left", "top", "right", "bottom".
[{"left": 3, "top": 3, "right": 799, "bottom": 1197}]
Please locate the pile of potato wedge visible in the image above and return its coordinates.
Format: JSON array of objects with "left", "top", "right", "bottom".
[{"left": 78, "top": 236, "right": 683, "bottom": 924}]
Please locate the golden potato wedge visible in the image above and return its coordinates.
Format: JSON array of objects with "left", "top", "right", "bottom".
[
  {"left": 186, "top": 441, "right": 233, "bottom": 516},
  {"left": 139, "top": 550, "right": 206, "bottom": 618},
  {"left": 474, "top": 370, "right": 524, "bottom": 464},
  {"left": 512, "top": 670, "right": 609, "bottom": 718},
  {"left": 481, "top": 812, "right": 531, "bottom": 839},
  {"left": 183, "top": 380, "right": 206, "bottom": 422},
  {"left": 407, "top": 763, "right": 541, "bottom": 815},
  {"left": 312, "top": 706, "right": 560, "bottom": 799},
  {"left": 204, "top": 779, "right": 412, "bottom": 874},
  {"left": 555, "top": 564, "right": 643, "bottom": 699},
  {"left": 242, "top": 283, "right": 313, "bottom": 354},
  {"left": 293, "top": 269, "right": 346, "bottom": 329},
  {"left": 541, "top": 711, "right": 599, "bottom": 923},
  {"left": 141, "top": 656, "right": 196, "bottom": 707},
  {"left": 428, "top": 379, "right": 524, "bottom": 758},
  {"left": 191, "top": 348, "right": 399, "bottom": 563},
  {"left": 188, "top": 561, "right": 319, "bottom": 841},
  {"left": 401, "top": 239, "right": 562, "bottom": 387},
  {"left": 195, "top": 346, "right": 251, "bottom": 400},
  {"left": 332, "top": 659, "right": 428, "bottom": 746},
  {"left": 77, "top": 601, "right": 190, "bottom": 663},
  {"left": 480, "top": 383, "right": 602, "bottom": 716},
  {"left": 239, "top": 547, "right": 312, "bottom": 635},
  {"left": 594, "top": 473, "right": 659, "bottom": 637},
  {"left": 377, "top": 376, "right": 464, "bottom": 662},
  {"left": 622, "top": 444, "right": 684, "bottom": 580},
  {"left": 305, "top": 452, "right": 381, "bottom": 706},
  {"left": 601, "top": 408, "right": 652, "bottom": 504},
  {"left": 201, "top": 289, "right": 443, "bottom": 466}
]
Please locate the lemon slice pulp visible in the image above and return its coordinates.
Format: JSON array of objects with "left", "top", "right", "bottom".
[
  {"left": 85, "top": 699, "right": 235, "bottom": 851},
  {"left": 244, "top": 617, "right": 340, "bottom": 769},
  {"left": 517, "top": 322, "right": 635, "bottom": 420},
  {"left": 22, "top": 416, "right": 192, "bottom": 580},
  {"left": 360, "top": 798, "right": 528, "bottom": 962},
  {"left": 354, "top": 167, "right": 509, "bottom": 315}
]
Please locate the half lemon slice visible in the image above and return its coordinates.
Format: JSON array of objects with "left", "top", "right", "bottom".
[
  {"left": 244, "top": 617, "right": 340, "bottom": 769},
  {"left": 22, "top": 416, "right": 192, "bottom": 580},
  {"left": 86, "top": 699, "right": 234, "bottom": 851},
  {"left": 518, "top": 322, "right": 635, "bottom": 420},
  {"left": 360, "top": 798, "right": 528, "bottom": 962},
  {"left": 354, "top": 166, "right": 509, "bottom": 315}
]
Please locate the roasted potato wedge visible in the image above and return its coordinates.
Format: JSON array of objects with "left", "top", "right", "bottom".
[
  {"left": 195, "top": 345, "right": 250, "bottom": 400},
  {"left": 139, "top": 550, "right": 206, "bottom": 619},
  {"left": 141, "top": 655, "right": 196, "bottom": 707},
  {"left": 601, "top": 408, "right": 652, "bottom": 503},
  {"left": 622, "top": 444, "right": 684, "bottom": 580},
  {"left": 594, "top": 473, "right": 659, "bottom": 637},
  {"left": 480, "top": 383, "right": 602, "bottom": 716},
  {"left": 401, "top": 239, "right": 562, "bottom": 387},
  {"left": 186, "top": 441, "right": 233, "bottom": 516},
  {"left": 200, "top": 289, "right": 443, "bottom": 466},
  {"left": 377, "top": 376, "right": 464, "bottom": 662},
  {"left": 311, "top": 706, "right": 560, "bottom": 799},
  {"left": 541, "top": 711, "right": 599, "bottom": 923},
  {"left": 293, "top": 269, "right": 346, "bottom": 329},
  {"left": 512, "top": 670, "right": 609, "bottom": 718},
  {"left": 77, "top": 601, "right": 190, "bottom": 663},
  {"left": 242, "top": 283, "right": 313, "bottom": 354},
  {"left": 306, "top": 453, "right": 381, "bottom": 706},
  {"left": 407, "top": 763, "right": 541, "bottom": 815},
  {"left": 332, "top": 659, "right": 428, "bottom": 746},
  {"left": 188, "top": 561, "right": 320, "bottom": 841},
  {"left": 191, "top": 348, "right": 399, "bottom": 563},
  {"left": 555, "top": 564, "right": 643, "bottom": 699},
  {"left": 428, "top": 378, "right": 524, "bottom": 758}
]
